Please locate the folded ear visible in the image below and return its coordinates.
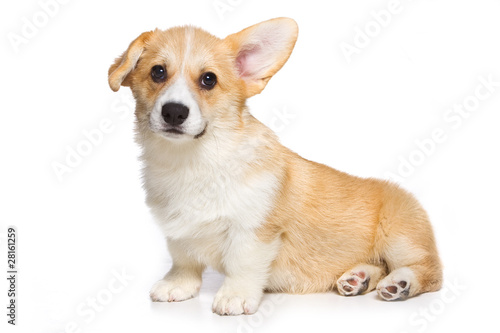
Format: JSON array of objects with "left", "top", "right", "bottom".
[
  {"left": 224, "top": 17, "right": 298, "bottom": 97},
  {"left": 108, "top": 31, "right": 154, "bottom": 92}
]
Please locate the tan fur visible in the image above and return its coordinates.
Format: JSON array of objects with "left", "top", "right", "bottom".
[
  {"left": 108, "top": 18, "right": 442, "bottom": 313},
  {"left": 259, "top": 150, "right": 442, "bottom": 295}
]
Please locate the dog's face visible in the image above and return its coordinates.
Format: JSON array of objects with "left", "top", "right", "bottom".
[{"left": 108, "top": 18, "right": 298, "bottom": 142}]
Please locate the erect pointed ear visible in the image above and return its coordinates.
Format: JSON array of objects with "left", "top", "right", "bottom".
[
  {"left": 224, "top": 17, "right": 298, "bottom": 98},
  {"left": 108, "top": 31, "right": 154, "bottom": 92}
]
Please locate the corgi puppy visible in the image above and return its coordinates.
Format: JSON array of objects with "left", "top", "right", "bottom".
[{"left": 108, "top": 17, "right": 442, "bottom": 315}]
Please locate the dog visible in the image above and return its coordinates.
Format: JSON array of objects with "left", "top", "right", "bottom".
[{"left": 108, "top": 17, "right": 442, "bottom": 315}]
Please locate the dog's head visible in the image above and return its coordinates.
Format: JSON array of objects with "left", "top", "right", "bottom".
[{"left": 108, "top": 18, "right": 298, "bottom": 142}]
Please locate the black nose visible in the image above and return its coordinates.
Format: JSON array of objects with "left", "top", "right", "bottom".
[{"left": 161, "top": 103, "right": 189, "bottom": 126}]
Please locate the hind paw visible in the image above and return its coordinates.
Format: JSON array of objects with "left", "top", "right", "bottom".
[
  {"left": 377, "top": 279, "right": 410, "bottom": 301},
  {"left": 337, "top": 270, "right": 370, "bottom": 296}
]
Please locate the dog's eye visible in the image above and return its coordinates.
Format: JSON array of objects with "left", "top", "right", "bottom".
[
  {"left": 200, "top": 72, "right": 217, "bottom": 90},
  {"left": 151, "top": 65, "right": 167, "bottom": 83}
]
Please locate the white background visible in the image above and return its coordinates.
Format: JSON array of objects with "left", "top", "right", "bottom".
[{"left": 1, "top": 0, "right": 499, "bottom": 332}]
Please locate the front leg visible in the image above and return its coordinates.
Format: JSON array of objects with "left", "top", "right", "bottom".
[
  {"left": 212, "top": 236, "right": 280, "bottom": 316},
  {"left": 150, "top": 239, "right": 205, "bottom": 302}
]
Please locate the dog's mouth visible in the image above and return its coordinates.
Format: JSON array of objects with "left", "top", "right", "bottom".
[
  {"left": 194, "top": 125, "right": 207, "bottom": 139},
  {"left": 164, "top": 128, "right": 184, "bottom": 135},
  {"left": 160, "top": 124, "right": 207, "bottom": 140}
]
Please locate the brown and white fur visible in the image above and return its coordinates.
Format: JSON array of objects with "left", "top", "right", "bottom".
[{"left": 108, "top": 18, "right": 442, "bottom": 316}]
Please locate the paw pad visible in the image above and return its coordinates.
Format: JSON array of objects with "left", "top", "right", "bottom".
[
  {"left": 378, "top": 280, "right": 410, "bottom": 301},
  {"left": 337, "top": 271, "right": 370, "bottom": 296}
]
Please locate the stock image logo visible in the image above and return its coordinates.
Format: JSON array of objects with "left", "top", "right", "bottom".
[
  {"left": 7, "top": 0, "right": 72, "bottom": 53},
  {"left": 55, "top": 268, "right": 134, "bottom": 333},
  {"left": 385, "top": 74, "right": 499, "bottom": 183}
]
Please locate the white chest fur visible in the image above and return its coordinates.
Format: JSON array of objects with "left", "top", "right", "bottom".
[{"left": 141, "top": 137, "right": 280, "bottom": 243}]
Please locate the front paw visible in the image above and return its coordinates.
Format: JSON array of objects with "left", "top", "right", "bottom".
[
  {"left": 150, "top": 278, "right": 201, "bottom": 302},
  {"left": 212, "top": 291, "right": 260, "bottom": 316}
]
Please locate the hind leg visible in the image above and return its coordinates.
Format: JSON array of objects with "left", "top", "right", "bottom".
[
  {"left": 375, "top": 184, "right": 443, "bottom": 301},
  {"left": 337, "top": 264, "right": 387, "bottom": 296}
]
